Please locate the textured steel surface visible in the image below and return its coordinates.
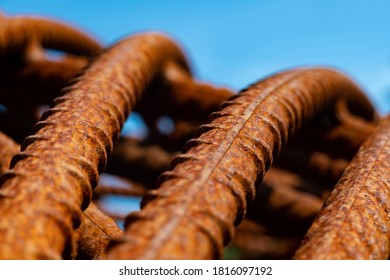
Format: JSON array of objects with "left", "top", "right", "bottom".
[
  {"left": 294, "top": 116, "right": 390, "bottom": 259},
  {"left": 1, "top": 12, "right": 388, "bottom": 260},
  {"left": 0, "top": 33, "right": 189, "bottom": 259},
  {"left": 72, "top": 202, "right": 123, "bottom": 260},
  {"left": 107, "top": 68, "right": 376, "bottom": 259},
  {"left": 0, "top": 132, "right": 20, "bottom": 174},
  {"left": 0, "top": 15, "right": 101, "bottom": 57},
  {"left": 0, "top": 132, "right": 124, "bottom": 260}
]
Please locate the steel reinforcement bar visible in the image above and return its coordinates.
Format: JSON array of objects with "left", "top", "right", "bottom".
[
  {"left": 0, "top": 33, "right": 189, "bottom": 259},
  {"left": 106, "top": 68, "right": 376, "bottom": 259}
]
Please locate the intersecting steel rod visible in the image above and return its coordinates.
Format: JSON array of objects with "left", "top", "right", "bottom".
[{"left": 0, "top": 33, "right": 189, "bottom": 259}]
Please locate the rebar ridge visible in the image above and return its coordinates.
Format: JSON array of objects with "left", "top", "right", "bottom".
[
  {"left": 0, "top": 33, "right": 190, "bottom": 259},
  {"left": 0, "top": 132, "right": 20, "bottom": 174},
  {"left": 293, "top": 115, "right": 390, "bottom": 259},
  {"left": 106, "top": 68, "right": 375, "bottom": 260}
]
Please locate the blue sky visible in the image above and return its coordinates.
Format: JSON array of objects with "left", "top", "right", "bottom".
[{"left": 2, "top": 0, "right": 390, "bottom": 114}]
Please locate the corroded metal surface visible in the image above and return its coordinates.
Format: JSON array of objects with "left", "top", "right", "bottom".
[
  {"left": 72, "top": 203, "right": 123, "bottom": 260},
  {"left": 0, "top": 56, "right": 88, "bottom": 108},
  {"left": 0, "top": 33, "right": 189, "bottom": 259},
  {"left": 228, "top": 219, "right": 302, "bottom": 259},
  {"left": 0, "top": 15, "right": 101, "bottom": 57},
  {"left": 294, "top": 116, "right": 390, "bottom": 260},
  {"left": 0, "top": 132, "right": 20, "bottom": 174},
  {"left": 0, "top": 131, "right": 124, "bottom": 260},
  {"left": 106, "top": 138, "right": 176, "bottom": 186},
  {"left": 107, "top": 68, "right": 376, "bottom": 259},
  {"left": 247, "top": 167, "right": 324, "bottom": 235},
  {"left": 0, "top": 13, "right": 388, "bottom": 260}
]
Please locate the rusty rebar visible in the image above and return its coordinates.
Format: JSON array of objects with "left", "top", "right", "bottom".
[
  {"left": 106, "top": 67, "right": 375, "bottom": 260},
  {"left": 247, "top": 167, "right": 324, "bottom": 235},
  {"left": 0, "top": 14, "right": 102, "bottom": 110},
  {"left": 0, "top": 13, "right": 385, "bottom": 260},
  {"left": 0, "top": 33, "right": 190, "bottom": 259},
  {"left": 0, "top": 132, "right": 20, "bottom": 174},
  {"left": 228, "top": 219, "right": 301, "bottom": 259},
  {"left": 0, "top": 131, "right": 124, "bottom": 260},
  {"left": 308, "top": 152, "right": 349, "bottom": 183},
  {"left": 0, "top": 15, "right": 101, "bottom": 58},
  {"left": 0, "top": 55, "right": 90, "bottom": 143},
  {"left": 94, "top": 182, "right": 147, "bottom": 198},
  {"left": 72, "top": 203, "right": 123, "bottom": 260},
  {"left": 293, "top": 115, "right": 390, "bottom": 260},
  {"left": 137, "top": 61, "right": 233, "bottom": 122},
  {"left": 106, "top": 137, "right": 176, "bottom": 186},
  {"left": 0, "top": 56, "right": 88, "bottom": 108},
  {"left": 137, "top": 61, "right": 234, "bottom": 150},
  {"left": 273, "top": 98, "right": 378, "bottom": 184},
  {"left": 275, "top": 147, "right": 351, "bottom": 185}
]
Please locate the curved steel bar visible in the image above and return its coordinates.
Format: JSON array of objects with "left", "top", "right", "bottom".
[
  {"left": 72, "top": 202, "right": 123, "bottom": 260},
  {"left": 0, "top": 132, "right": 124, "bottom": 260},
  {"left": 0, "top": 15, "right": 102, "bottom": 57},
  {"left": 137, "top": 61, "right": 233, "bottom": 122},
  {"left": 294, "top": 115, "right": 390, "bottom": 259},
  {"left": 107, "top": 68, "right": 376, "bottom": 259},
  {"left": 0, "top": 32, "right": 190, "bottom": 259}
]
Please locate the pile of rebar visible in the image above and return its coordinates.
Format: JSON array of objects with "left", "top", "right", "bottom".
[{"left": 0, "top": 14, "right": 388, "bottom": 260}]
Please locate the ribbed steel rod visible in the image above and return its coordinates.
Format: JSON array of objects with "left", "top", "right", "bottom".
[
  {"left": 0, "top": 132, "right": 124, "bottom": 260},
  {"left": 294, "top": 115, "right": 390, "bottom": 259},
  {"left": 106, "top": 68, "right": 376, "bottom": 259},
  {"left": 0, "top": 33, "right": 189, "bottom": 259}
]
